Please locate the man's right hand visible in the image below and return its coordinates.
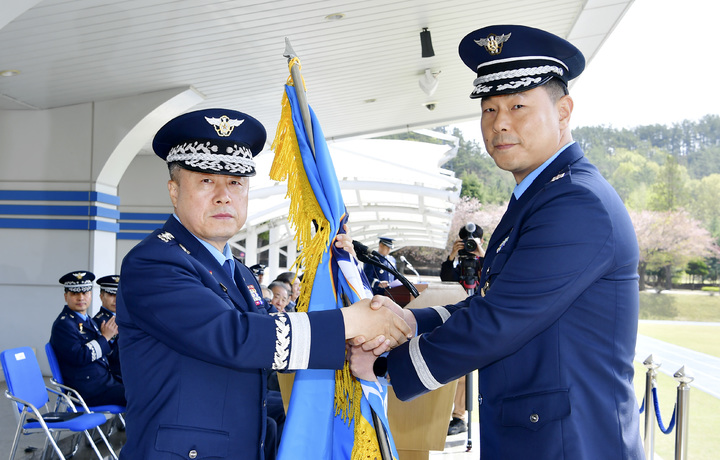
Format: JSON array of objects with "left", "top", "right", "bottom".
[
  {"left": 100, "top": 315, "right": 118, "bottom": 341},
  {"left": 342, "top": 298, "right": 411, "bottom": 348}
]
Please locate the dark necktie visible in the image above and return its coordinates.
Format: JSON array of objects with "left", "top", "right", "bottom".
[
  {"left": 223, "top": 259, "right": 235, "bottom": 284},
  {"left": 507, "top": 193, "right": 518, "bottom": 212}
]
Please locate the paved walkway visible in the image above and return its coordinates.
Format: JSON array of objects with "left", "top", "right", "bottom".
[{"left": 635, "top": 321, "right": 720, "bottom": 400}]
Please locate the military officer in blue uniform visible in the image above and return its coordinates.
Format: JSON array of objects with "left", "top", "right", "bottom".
[
  {"left": 362, "top": 236, "right": 397, "bottom": 295},
  {"left": 49, "top": 271, "right": 126, "bottom": 407},
  {"left": 349, "top": 25, "right": 644, "bottom": 459},
  {"left": 93, "top": 275, "right": 122, "bottom": 382},
  {"left": 116, "top": 108, "right": 411, "bottom": 460}
]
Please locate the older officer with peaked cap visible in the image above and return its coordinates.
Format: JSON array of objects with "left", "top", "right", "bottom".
[
  {"left": 50, "top": 271, "right": 126, "bottom": 406},
  {"left": 116, "top": 108, "right": 410, "bottom": 460},
  {"left": 93, "top": 275, "right": 122, "bottom": 381},
  {"left": 362, "top": 236, "right": 397, "bottom": 295},
  {"left": 349, "top": 25, "right": 644, "bottom": 459}
]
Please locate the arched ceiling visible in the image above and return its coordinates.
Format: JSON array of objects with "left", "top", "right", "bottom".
[
  {"left": 241, "top": 136, "right": 462, "bottom": 251},
  {"left": 0, "top": 0, "right": 635, "bottom": 250}
]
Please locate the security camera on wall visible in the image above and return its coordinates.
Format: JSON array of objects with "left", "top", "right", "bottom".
[{"left": 423, "top": 101, "right": 437, "bottom": 111}]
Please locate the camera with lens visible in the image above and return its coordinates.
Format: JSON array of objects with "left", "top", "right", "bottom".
[
  {"left": 456, "top": 223, "right": 483, "bottom": 292},
  {"left": 458, "top": 223, "right": 483, "bottom": 258}
]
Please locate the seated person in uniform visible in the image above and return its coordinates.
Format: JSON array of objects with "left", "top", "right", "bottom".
[
  {"left": 93, "top": 275, "right": 122, "bottom": 382},
  {"left": 249, "top": 263, "right": 266, "bottom": 286},
  {"left": 50, "top": 271, "right": 126, "bottom": 406}
]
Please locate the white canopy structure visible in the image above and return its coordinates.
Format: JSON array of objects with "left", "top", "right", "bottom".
[{"left": 236, "top": 135, "right": 462, "bottom": 276}]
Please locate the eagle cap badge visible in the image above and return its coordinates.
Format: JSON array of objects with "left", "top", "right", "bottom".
[
  {"left": 205, "top": 115, "right": 244, "bottom": 137},
  {"left": 475, "top": 32, "right": 511, "bottom": 55}
]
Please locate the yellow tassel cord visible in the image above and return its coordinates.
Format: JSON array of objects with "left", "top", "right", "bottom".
[
  {"left": 335, "top": 363, "right": 384, "bottom": 459},
  {"left": 271, "top": 58, "right": 381, "bottom": 459},
  {"left": 269, "top": 70, "right": 327, "bottom": 315}
]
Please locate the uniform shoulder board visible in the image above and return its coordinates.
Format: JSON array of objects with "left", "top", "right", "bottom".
[{"left": 550, "top": 172, "right": 566, "bottom": 182}]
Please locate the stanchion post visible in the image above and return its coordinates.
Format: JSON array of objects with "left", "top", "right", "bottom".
[
  {"left": 673, "top": 366, "right": 693, "bottom": 460},
  {"left": 643, "top": 354, "right": 661, "bottom": 460}
]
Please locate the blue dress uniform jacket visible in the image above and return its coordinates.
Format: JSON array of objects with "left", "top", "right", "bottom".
[
  {"left": 116, "top": 217, "right": 346, "bottom": 460},
  {"left": 363, "top": 255, "right": 397, "bottom": 295},
  {"left": 49, "top": 306, "right": 125, "bottom": 406},
  {"left": 93, "top": 307, "right": 121, "bottom": 381},
  {"left": 387, "top": 143, "right": 644, "bottom": 459}
]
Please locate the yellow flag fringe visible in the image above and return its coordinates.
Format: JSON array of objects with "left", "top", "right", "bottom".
[
  {"left": 271, "top": 62, "right": 380, "bottom": 459},
  {"left": 270, "top": 85, "right": 328, "bottom": 314}
]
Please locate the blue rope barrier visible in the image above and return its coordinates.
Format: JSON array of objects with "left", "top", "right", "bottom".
[{"left": 652, "top": 386, "right": 676, "bottom": 434}]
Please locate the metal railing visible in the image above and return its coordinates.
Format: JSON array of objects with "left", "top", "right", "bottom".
[{"left": 639, "top": 354, "right": 694, "bottom": 460}]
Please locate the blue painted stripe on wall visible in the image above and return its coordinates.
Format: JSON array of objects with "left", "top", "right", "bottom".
[
  {"left": 0, "top": 190, "right": 119, "bottom": 205},
  {"left": 0, "top": 218, "right": 92, "bottom": 230},
  {"left": 90, "top": 220, "right": 120, "bottom": 232},
  {"left": 120, "top": 222, "right": 162, "bottom": 230},
  {"left": 0, "top": 218, "right": 119, "bottom": 232},
  {"left": 92, "top": 207, "right": 121, "bottom": 219},
  {"left": 117, "top": 232, "right": 152, "bottom": 240},
  {"left": 92, "top": 192, "right": 120, "bottom": 206},
  {"left": 120, "top": 212, "right": 171, "bottom": 221},
  {"left": 0, "top": 204, "right": 120, "bottom": 219}
]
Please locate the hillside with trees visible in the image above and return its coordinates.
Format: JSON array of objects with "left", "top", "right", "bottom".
[{"left": 388, "top": 115, "right": 720, "bottom": 290}]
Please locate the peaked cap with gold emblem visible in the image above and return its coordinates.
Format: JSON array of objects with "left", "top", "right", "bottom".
[
  {"left": 96, "top": 274, "right": 120, "bottom": 294},
  {"left": 59, "top": 271, "right": 95, "bottom": 293},
  {"left": 153, "top": 108, "right": 267, "bottom": 177},
  {"left": 459, "top": 25, "right": 585, "bottom": 99}
]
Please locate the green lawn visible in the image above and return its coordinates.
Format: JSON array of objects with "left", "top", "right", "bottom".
[
  {"left": 635, "top": 291, "right": 720, "bottom": 459},
  {"left": 639, "top": 291, "right": 720, "bottom": 322}
]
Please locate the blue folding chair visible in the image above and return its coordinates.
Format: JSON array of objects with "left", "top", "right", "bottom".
[
  {"left": 1, "top": 347, "right": 118, "bottom": 460},
  {"left": 45, "top": 342, "right": 126, "bottom": 434}
]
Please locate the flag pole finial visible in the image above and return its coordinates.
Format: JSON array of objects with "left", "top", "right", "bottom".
[{"left": 282, "top": 37, "right": 315, "bottom": 155}]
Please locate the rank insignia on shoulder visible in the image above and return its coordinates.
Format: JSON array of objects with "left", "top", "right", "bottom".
[
  {"left": 178, "top": 243, "right": 190, "bottom": 254},
  {"left": 551, "top": 172, "right": 566, "bottom": 182},
  {"left": 158, "top": 231, "right": 175, "bottom": 243}
]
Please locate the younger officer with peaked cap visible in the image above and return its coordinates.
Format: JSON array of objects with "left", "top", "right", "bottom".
[
  {"left": 116, "top": 108, "right": 410, "bottom": 460},
  {"left": 349, "top": 25, "right": 644, "bottom": 459},
  {"left": 362, "top": 236, "right": 397, "bottom": 295},
  {"left": 93, "top": 275, "right": 122, "bottom": 381},
  {"left": 49, "top": 271, "right": 126, "bottom": 406}
]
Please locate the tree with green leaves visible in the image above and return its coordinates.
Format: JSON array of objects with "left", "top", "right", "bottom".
[
  {"left": 649, "top": 154, "right": 689, "bottom": 211},
  {"left": 685, "top": 259, "right": 709, "bottom": 288}
]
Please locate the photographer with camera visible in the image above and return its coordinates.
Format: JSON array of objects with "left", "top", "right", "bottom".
[
  {"left": 440, "top": 223, "right": 485, "bottom": 289},
  {"left": 439, "top": 223, "right": 485, "bottom": 436}
]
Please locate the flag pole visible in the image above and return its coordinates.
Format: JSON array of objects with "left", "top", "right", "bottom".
[
  {"left": 283, "top": 38, "right": 315, "bottom": 157},
  {"left": 281, "top": 38, "right": 393, "bottom": 460}
]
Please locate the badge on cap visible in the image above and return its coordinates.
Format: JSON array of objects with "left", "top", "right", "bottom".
[
  {"left": 205, "top": 115, "right": 244, "bottom": 137},
  {"left": 153, "top": 108, "right": 267, "bottom": 177},
  {"left": 475, "top": 33, "right": 511, "bottom": 55},
  {"left": 59, "top": 271, "right": 95, "bottom": 292},
  {"left": 458, "top": 24, "right": 585, "bottom": 99}
]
